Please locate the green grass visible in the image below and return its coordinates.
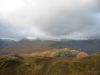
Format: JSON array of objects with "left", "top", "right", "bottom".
[{"left": 0, "top": 53, "right": 100, "bottom": 75}]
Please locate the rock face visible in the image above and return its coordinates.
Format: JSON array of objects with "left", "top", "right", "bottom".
[{"left": 31, "top": 48, "right": 89, "bottom": 58}]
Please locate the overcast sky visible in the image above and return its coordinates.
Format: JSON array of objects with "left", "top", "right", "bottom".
[{"left": 0, "top": 0, "right": 100, "bottom": 40}]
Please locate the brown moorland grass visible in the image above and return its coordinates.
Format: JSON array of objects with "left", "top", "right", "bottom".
[{"left": 0, "top": 53, "right": 100, "bottom": 75}]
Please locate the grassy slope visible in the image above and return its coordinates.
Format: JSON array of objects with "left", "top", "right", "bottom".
[{"left": 0, "top": 54, "right": 100, "bottom": 75}]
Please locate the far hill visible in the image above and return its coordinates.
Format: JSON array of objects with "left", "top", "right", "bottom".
[
  {"left": 51, "top": 39, "right": 100, "bottom": 54},
  {"left": 0, "top": 39, "right": 16, "bottom": 49},
  {"left": 0, "top": 39, "right": 56, "bottom": 54},
  {"left": 0, "top": 39, "right": 100, "bottom": 55}
]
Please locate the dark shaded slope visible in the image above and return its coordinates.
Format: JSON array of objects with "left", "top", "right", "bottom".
[
  {"left": 0, "top": 39, "right": 16, "bottom": 49},
  {"left": 51, "top": 40, "right": 100, "bottom": 54}
]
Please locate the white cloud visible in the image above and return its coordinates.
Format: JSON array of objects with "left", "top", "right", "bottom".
[{"left": 0, "top": 0, "right": 100, "bottom": 40}]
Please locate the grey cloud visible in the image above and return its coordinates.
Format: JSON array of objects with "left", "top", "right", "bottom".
[{"left": 0, "top": 0, "right": 100, "bottom": 40}]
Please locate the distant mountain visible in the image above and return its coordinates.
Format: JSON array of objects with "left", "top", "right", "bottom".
[
  {"left": 51, "top": 39, "right": 100, "bottom": 54},
  {"left": 0, "top": 39, "right": 56, "bottom": 54},
  {"left": 0, "top": 39, "right": 100, "bottom": 55},
  {"left": 0, "top": 39, "right": 16, "bottom": 49}
]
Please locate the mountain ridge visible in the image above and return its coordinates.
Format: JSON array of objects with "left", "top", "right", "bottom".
[{"left": 0, "top": 39, "right": 100, "bottom": 55}]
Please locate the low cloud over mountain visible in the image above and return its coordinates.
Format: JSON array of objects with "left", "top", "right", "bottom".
[{"left": 0, "top": 0, "right": 100, "bottom": 40}]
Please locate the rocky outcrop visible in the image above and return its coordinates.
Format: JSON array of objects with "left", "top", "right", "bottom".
[{"left": 31, "top": 48, "right": 89, "bottom": 58}]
